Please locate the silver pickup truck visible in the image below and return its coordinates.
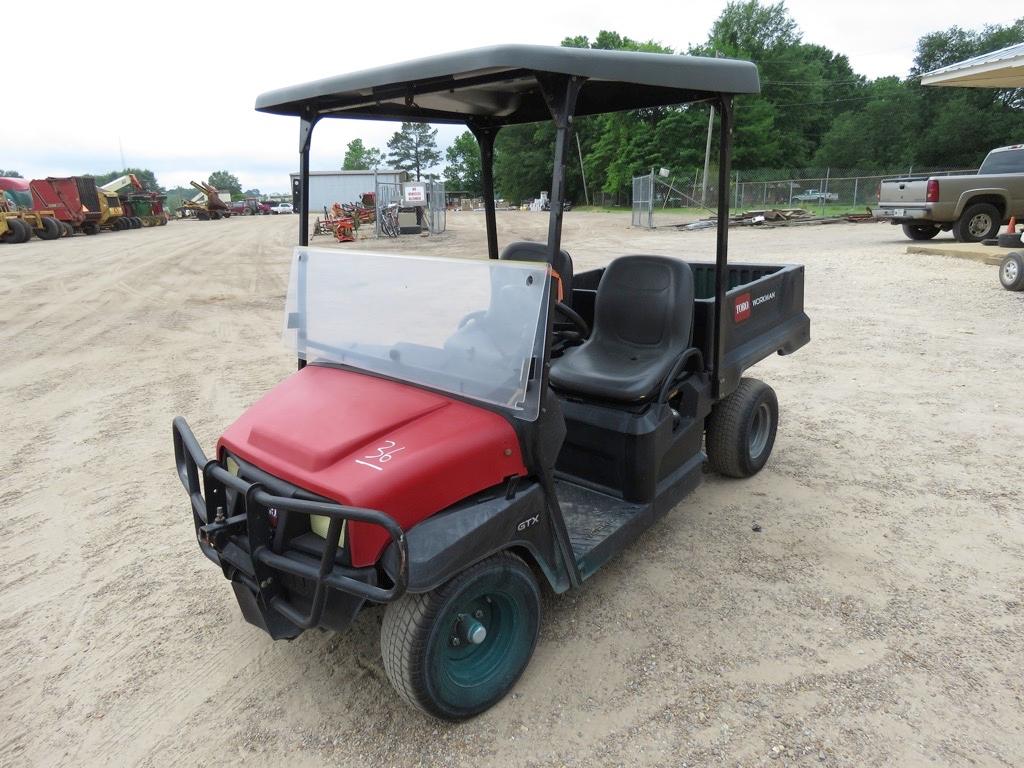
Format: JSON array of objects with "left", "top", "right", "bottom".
[{"left": 873, "top": 144, "right": 1024, "bottom": 242}]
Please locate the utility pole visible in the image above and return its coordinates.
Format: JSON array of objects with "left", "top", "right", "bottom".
[
  {"left": 701, "top": 105, "right": 715, "bottom": 205},
  {"left": 575, "top": 132, "right": 590, "bottom": 206}
]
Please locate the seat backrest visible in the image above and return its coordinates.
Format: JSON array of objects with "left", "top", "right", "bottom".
[
  {"left": 499, "top": 241, "right": 574, "bottom": 306},
  {"left": 593, "top": 255, "right": 693, "bottom": 351}
]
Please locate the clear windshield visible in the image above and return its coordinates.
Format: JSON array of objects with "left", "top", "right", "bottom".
[
  {"left": 283, "top": 248, "right": 551, "bottom": 420},
  {"left": 4, "top": 189, "right": 32, "bottom": 209}
]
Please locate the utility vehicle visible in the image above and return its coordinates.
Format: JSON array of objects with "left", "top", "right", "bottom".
[{"left": 173, "top": 45, "right": 810, "bottom": 720}]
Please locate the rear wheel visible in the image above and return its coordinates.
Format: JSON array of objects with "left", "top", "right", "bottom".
[
  {"left": 381, "top": 552, "right": 541, "bottom": 720},
  {"left": 61, "top": 221, "right": 74, "bottom": 237},
  {"left": 83, "top": 222, "right": 99, "bottom": 235},
  {"left": 1000, "top": 252, "right": 1024, "bottom": 291},
  {"left": 902, "top": 223, "right": 940, "bottom": 240},
  {"left": 952, "top": 203, "right": 1001, "bottom": 243},
  {"left": 706, "top": 377, "right": 779, "bottom": 478}
]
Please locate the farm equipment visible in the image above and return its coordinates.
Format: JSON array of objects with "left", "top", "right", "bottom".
[
  {"left": 313, "top": 202, "right": 373, "bottom": 241},
  {"left": 30, "top": 176, "right": 108, "bottom": 235},
  {"left": 0, "top": 177, "right": 67, "bottom": 243},
  {"left": 99, "top": 175, "right": 146, "bottom": 229},
  {"left": 230, "top": 198, "right": 272, "bottom": 216},
  {"left": 122, "top": 191, "right": 169, "bottom": 227},
  {"left": 181, "top": 181, "right": 231, "bottom": 220},
  {"left": 173, "top": 45, "right": 810, "bottom": 720}
]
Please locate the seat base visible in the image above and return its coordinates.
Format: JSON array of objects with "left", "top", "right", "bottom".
[{"left": 553, "top": 372, "right": 712, "bottom": 503}]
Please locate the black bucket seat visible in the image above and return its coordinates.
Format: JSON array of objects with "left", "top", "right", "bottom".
[
  {"left": 549, "top": 255, "right": 694, "bottom": 403},
  {"left": 499, "top": 241, "right": 574, "bottom": 307}
]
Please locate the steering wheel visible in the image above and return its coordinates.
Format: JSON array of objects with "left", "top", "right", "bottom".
[{"left": 552, "top": 302, "right": 590, "bottom": 353}]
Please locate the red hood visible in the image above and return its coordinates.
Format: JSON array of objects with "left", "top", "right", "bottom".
[{"left": 218, "top": 365, "right": 526, "bottom": 566}]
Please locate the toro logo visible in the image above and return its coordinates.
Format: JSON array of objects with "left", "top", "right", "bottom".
[{"left": 734, "top": 293, "right": 751, "bottom": 323}]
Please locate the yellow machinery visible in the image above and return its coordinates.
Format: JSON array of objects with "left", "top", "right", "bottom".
[{"left": 180, "top": 181, "right": 232, "bottom": 220}]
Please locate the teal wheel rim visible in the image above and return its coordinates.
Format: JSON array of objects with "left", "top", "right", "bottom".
[{"left": 429, "top": 574, "right": 536, "bottom": 712}]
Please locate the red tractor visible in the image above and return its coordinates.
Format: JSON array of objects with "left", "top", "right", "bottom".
[{"left": 174, "top": 45, "right": 810, "bottom": 719}]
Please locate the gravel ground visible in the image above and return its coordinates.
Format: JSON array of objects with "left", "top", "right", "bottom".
[{"left": 1, "top": 212, "right": 1022, "bottom": 767}]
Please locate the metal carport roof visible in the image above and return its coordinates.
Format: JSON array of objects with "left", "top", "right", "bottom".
[{"left": 920, "top": 42, "right": 1024, "bottom": 88}]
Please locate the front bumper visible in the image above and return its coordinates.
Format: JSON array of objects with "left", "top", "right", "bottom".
[{"left": 172, "top": 416, "right": 408, "bottom": 639}]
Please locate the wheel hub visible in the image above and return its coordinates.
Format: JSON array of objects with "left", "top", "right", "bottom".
[
  {"left": 1004, "top": 259, "right": 1019, "bottom": 284},
  {"left": 969, "top": 213, "right": 992, "bottom": 237},
  {"left": 749, "top": 402, "right": 772, "bottom": 460}
]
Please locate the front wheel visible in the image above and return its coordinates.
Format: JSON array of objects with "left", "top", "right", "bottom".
[
  {"left": 902, "top": 223, "right": 940, "bottom": 241},
  {"left": 381, "top": 552, "right": 541, "bottom": 720},
  {"left": 705, "top": 377, "right": 779, "bottom": 478},
  {"left": 1000, "top": 252, "right": 1024, "bottom": 291}
]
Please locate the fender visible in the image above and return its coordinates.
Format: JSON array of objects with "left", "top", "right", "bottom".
[
  {"left": 955, "top": 188, "right": 1008, "bottom": 218},
  {"left": 381, "top": 482, "right": 570, "bottom": 594}
]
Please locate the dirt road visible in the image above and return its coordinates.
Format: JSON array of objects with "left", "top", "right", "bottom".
[{"left": 2, "top": 213, "right": 1022, "bottom": 767}]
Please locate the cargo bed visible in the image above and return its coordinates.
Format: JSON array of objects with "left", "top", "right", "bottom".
[{"left": 571, "top": 261, "right": 809, "bottom": 398}]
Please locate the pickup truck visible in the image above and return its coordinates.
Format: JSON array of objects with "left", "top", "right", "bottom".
[
  {"left": 873, "top": 144, "right": 1024, "bottom": 242},
  {"left": 793, "top": 189, "right": 838, "bottom": 203}
]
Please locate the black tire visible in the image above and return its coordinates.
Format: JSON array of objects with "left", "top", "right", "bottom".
[
  {"left": 83, "top": 222, "right": 99, "bottom": 235},
  {"left": 20, "top": 218, "right": 34, "bottom": 241},
  {"left": 952, "top": 202, "right": 1001, "bottom": 243},
  {"left": 902, "top": 223, "right": 940, "bottom": 241},
  {"left": 1000, "top": 252, "right": 1024, "bottom": 291},
  {"left": 2, "top": 218, "right": 27, "bottom": 243},
  {"left": 132, "top": 216, "right": 142, "bottom": 228},
  {"left": 381, "top": 552, "right": 541, "bottom": 720},
  {"left": 705, "top": 377, "right": 779, "bottom": 478},
  {"left": 36, "top": 216, "right": 61, "bottom": 240},
  {"left": 61, "top": 221, "right": 74, "bottom": 237}
]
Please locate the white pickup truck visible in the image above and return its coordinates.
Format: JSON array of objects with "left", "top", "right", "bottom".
[
  {"left": 792, "top": 188, "right": 838, "bottom": 203},
  {"left": 873, "top": 144, "right": 1024, "bottom": 242}
]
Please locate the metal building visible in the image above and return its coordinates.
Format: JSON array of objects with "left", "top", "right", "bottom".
[{"left": 289, "top": 169, "right": 408, "bottom": 211}]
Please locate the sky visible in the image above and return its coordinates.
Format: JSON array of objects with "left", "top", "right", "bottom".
[{"left": 3, "top": 0, "right": 1019, "bottom": 194}]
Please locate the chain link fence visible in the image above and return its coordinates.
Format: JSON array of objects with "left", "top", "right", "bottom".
[
  {"left": 426, "top": 179, "right": 446, "bottom": 234},
  {"left": 631, "top": 174, "right": 653, "bottom": 228},
  {"left": 630, "top": 165, "right": 973, "bottom": 228}
]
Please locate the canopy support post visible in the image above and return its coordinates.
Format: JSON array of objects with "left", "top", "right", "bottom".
[
  {"left": 468, "top": 122, "right": 500, "bottom": 260},
  {"left": 298, "top": 111, "right": 318, "bottom": 248},
  {"left": 537, "top": 74, "right": 584, "bottom": 266},
  {"left": 711, "top": 96, "right": 733, "bottom": 400},
  {"left": 296, "top": 111, "right": 318, "bottom": 371}
]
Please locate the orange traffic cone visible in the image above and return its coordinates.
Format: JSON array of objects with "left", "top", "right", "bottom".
[{"left": 1009, "top": 216, "right": 1017, "bottom": 233}]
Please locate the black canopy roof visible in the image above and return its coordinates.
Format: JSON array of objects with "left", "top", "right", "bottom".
[{"left": 255, "top": 44, "right": 760, "bottom": 125}]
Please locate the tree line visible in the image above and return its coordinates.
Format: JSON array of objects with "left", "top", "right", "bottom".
[
  {"left": 8, "top": 3, "right": 1020, "bottom": 208},
  {"left": 346, "top": 3, "right": 1023, "bottom": 204}
]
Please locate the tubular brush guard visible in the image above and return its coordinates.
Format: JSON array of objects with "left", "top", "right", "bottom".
[{"left": 172, "top": 417, "right": 408, "bottom": 638}]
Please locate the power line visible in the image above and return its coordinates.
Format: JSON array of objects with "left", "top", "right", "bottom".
[{"left": 762, "top": 78, "right": 866, "bottom": 86}]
